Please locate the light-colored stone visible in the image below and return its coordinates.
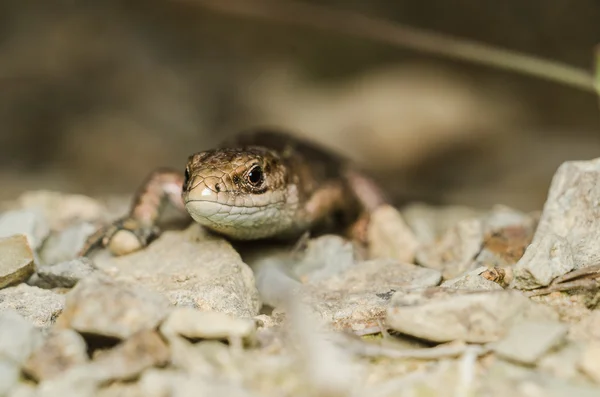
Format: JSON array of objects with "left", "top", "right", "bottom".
[
  {"left": 36, "top": 257, "right": 101, "bottom": 288},
  {"left": 0, "top": 209, "right": 49, "bottom": 250},
  {"left": 415, "top": 218, "right": 483, "bottom": 279},
  {"left": 0, "top": 358, "right": 20, "bottom": 397},
  {"left": 441, "top": 266, "right": 504, "bottom": 291},
  {"left": 292, "top": 235, "right": 356, "bottom": 282},
  {"left": 569, "top": 310, "right": 600, "bottom": 343},
  {"left": 532, "top": 158, "right": 600, "bottom": 269},
  {"left": 39, "top": 222, "right": 98, "bottom": 266},
  {"left": 92, "top": 224, "right": 260, "bottom": 318},
  {"left": 367, "top": 204, "right": 419, "bottom": 263},
  {"left": 492, "top": 321, "right": 568, "bottom": 365},
  {"left": 578, "top": 341, "right": 600, "bottom": 384},
  {"left": 387, "top": 289, "right": 558, "bottom": 343},
  {"left": 0, "top": 311, "right": 42, "bottom": 365},
  {"left": 0, "top": 284, "right": 65, "bottom": 327},
  {"left": 538, "top": 342, "right": 585, "bottom": 381},
  {"left": 511, "top": 234, "right": 575, "bottom": 290},
  {"left": 23, "top": 329, "right": 89, "bottom": 381},
  {"left": 160, "top": 308, "right": 256, "bottom": 344},
  {"left": 57, "top": 275, "right": 171, "bottom": 340},
  {"left": 0, "top": 234, "right": 35, "bottom": 289}
]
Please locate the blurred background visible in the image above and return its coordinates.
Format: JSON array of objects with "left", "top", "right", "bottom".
[{"left": 0, "top": 0, "right": 598, "bottom": 212}]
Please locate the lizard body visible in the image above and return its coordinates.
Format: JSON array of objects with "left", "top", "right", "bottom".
[{"left": 80, "top": 129, "right": 387, "bottom": 256}]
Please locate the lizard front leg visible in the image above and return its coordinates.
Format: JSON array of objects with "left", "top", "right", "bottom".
[{"left": 78, "top": 168, "right": 186, "bottom": 257}]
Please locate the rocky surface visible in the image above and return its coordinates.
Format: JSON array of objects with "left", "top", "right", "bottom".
[{"left": 1, "top": 156, "right": 600, "bottom": 396}]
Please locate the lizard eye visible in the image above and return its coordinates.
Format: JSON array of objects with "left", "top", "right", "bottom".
[{"left": 246, "top": 165, "right": 264, "bottom": 186}]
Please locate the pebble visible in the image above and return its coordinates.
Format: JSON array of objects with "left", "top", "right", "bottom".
[
  {"left": 511, "top": 233, "right": 575, "bottom": 290},
  {"left": 441, "top": 266, "right": 504, "bottom": 290},
  {"left": 0, "top": 358, "right": 20, "bottom": 397},
  {"left": 38, "top": 222, "right": 98, "bottom": 266},
  {"left": 0, "top": 235, "right": 35, "bottom": 289},
  {"left": 367, "top": 204, "right": 419, "bottom": 263},
  {"left": 92, "top": 224, "right": 260, "bottom": 318},
  {"left": 292, "top": 235, "right": 356, "bottom": 282},
  {"left": 36, "top": 257, "right": 101, "bottom": 288},
  {"left": 0, "top": 209, "right": 49, "bottom": 250},
  {"left": 492, "top": 321, "right": 568, "bottom": 365},
  {"left": 0, "top": 284, "right": 65, "bottom": 327},
  {"left": 160, "top": 308, "right": 256, "bottom": 344},
  {"left": 23, "top": 329, "right": 89, "bottom": 381},
  {"left": 0, "top": 311, "right": 42, "bottom": 365},
  {"left": 57, "top": 275, "right": 171, "bottom": 340},
  {"left": 578, "top": 342, "right": 600, "bottom": 384},
  {"left": 386, "top": 289, "right": 557, "bottom": 343}
]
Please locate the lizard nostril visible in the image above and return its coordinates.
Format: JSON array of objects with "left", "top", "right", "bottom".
[{"left": 214, "top": 183, "right": 221, "bottom": 192}]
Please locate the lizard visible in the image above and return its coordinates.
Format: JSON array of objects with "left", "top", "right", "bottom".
[{"left": 78, "top": 128, "right": 388, "bottom": 257}]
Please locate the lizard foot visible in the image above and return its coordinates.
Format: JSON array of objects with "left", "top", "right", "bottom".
[{"left": 78, "top": 217, "right": 160, "bottom": 257}]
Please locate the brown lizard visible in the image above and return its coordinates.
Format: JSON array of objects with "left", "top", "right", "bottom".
[{"left": 79, "top": 129, "right": 388, "bottom": 256}]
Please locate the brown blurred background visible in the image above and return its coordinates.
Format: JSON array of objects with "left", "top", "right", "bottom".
[{"left": 1, "top": 0, "right": 599, "bottom": 211}]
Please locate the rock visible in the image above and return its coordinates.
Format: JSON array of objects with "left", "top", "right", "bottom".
[
  {"left": 0, "top": 284, "right": 65, "bottom": 327},
  {"left": 0, "top": 209, "right": 49, "bottom": 250},
  {"left": 492, "top": 321, "right": 568, "bottom": 365},
  {"left": 292, "top": 235, "right": 356, "bottom": 282},
  {"left": 36, "top": 257, "right": 101, "bottom": 288},
  {"left": 415, "top": 218, "right": 483, "bottom": 279},
  {"left": 386, "top": 289, "right": 558, "bottom": 343},
  {"left": 92, "top": 224, "right": 260, "bottom": 318},
  {"left": 34, "top": 367, "right": 98, "bottom": 397},
  {"left": 511, "top": 234, "right": 575, "bottom": 290},
  {"left": 0, "top": 235, "right": 35, "bottom": 289},
  {"left": 578, "top": 342, "right": 600, "bottom": 384},
  {"left": 39, "top": 222, "right": 98, "bottom": 266},
  {"left": 305, "top": 259, "right": 442, "bottom": 331},
  {"left": 160, "top": 308, "right": 256, "bottom": 344},
  {"left": 441, "top": 266, "right": 504, "bottom": 291},
  {"left": 0, "top": 358, "right": 20, "bottom": 397},
  {"left": 569, "top": 310, "right": 600, "bottom": 343},
  {"left": 57, "top": 275, "right": 171, "bottom": 340},
  {"left": 532, "top": 158, "right": 600, "bottom": 269},
  {"left": 367, "top": 204, "right": 419, "bottom": 263},
  {"left": 0, "top": 311, "right": 42, "bottom": 365},
  {"left": 23, "top": 329, "right": 89, "bottom": 381},
  {"left": 87, "top": 330, "right": 170, "bottom": 383},
  {"left": 538, "top": 342, "right": 585, "bottom": 380}
]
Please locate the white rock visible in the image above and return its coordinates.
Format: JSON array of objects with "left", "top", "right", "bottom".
[{"left": 0, "top": 235, "right": 35, "bottom": 289}]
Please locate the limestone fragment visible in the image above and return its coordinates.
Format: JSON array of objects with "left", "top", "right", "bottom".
[
  {"left": 57, "top": 275, "right": 171, "bottom": 340},
  {"left": 441, "top": 266, "right": 504, "bottom": 291},
  {"left": 367, "top": 204, "right": 419, "bottom": 263},
  {"left": 0, "top": 209, "right": 50, "bottom": 250},
  {"left": 36, "top": 257, "right": 101, "bottom": 288},
  {"left": 0, "top": 358, "right": 20, "bottom": 397},
  {"left": 0, "top": 311, "right": 42, "bottom": 365},
  {"left": 0, "top": 234, "right": 35, "bottom": 289},
  {"left": 39, "top": 222, "right": 98, "bottom": 266},
  {"left": 578, "top": 342, "right": 600, "bottom": 384},
  {"left": 0, "top": 284, "right": 64, "bottom": 327}
]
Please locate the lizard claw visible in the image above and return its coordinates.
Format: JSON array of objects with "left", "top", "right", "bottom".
[{"left": 78, "top": 217, "right": 161, "bottom": 257}]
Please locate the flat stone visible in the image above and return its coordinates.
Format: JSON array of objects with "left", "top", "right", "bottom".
[
  {"left": 367, "top": 204, "right": 419, "bottom": 263},
  {"left": 39, "top": 222, "right": 98, "bottom": 266},
  {"left": 0, "top": 284, "right": 65, "bottom": 327},
  {"left": 292, "top": 235, "right": 356, "bottom": 283},
  {"left": 0, "top": 311, "right": 42, "bottom": 365},
  {"left": 36, "top": 257, "right": 101, "bottom": 288},
  {"left": 0, "top": 209, "right": 49, "bottom": 250},
  {"left": 511, "top": 234, "right": 575, "bottom": 290},
  {"left": 441, "top": 266, "right": 504, "bottom": 291},
  {"left": 160, "top": 308, "right": 256, "bottom": 344},
  {"left": 0, "top": 358, "right": 20, "bottom": 397},
  {"left": 492, "top": 321, "right": 568, "bottom": 365},
  {"left": 57, "top": 275, "right": 171, "bottom": 340},
  {"left": 92, "top": 224, "right": 260, "bottom": 318},
  {"left": 415, "top": 218, "right": 483, "bottom": 279},
  {"left": 0, "top": 235, "right": 35, "bottom": 289},
  {"left": 569, "top": 310, "right": 600, "bottom": 343},
  {"left": 387, "top": 289, "right": 558, "bottom": 343},
  {"left": 23, "top": 329, "right": 89, "bottom": 381},
  {"left": 538, "top": 342, "right": 585, "bottom": 380},
  {"left": 532, "top": 158, "right": 600, "bottom": 269},
  {"left": 578, "top": 341, "right": 600, "bottom": 384},
  {"left": 304, "top": 259, "right": 442, "bottom": 331}
]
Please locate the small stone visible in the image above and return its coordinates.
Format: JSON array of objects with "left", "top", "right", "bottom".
[
  {"left": 532, "top": 158, "right": 600, "bottom": 269},
  {"left": 415, "top": 218, "right": 483, "bottom": 279},
  {"left": 578, "top": 341, "right": 600, "bottom": 384},
  {"left": 39, "top": 222, "right": 98, "bottom": 266},
  {"left": 36, "top": 257, "right": 101, "bottom": 288},
  {"left": 34, "top": 367, "right": 98, "bottom": 397},
  {"left": 441, "top": 266, "right": 504, "bottom": 291},
  {"left": 57, "top": 275, "right": 171, "bottom": 340},
  {"left": 0, "top": 209, "right": 49, "bottom": 250},
  {"left": 0, "top": 235, "right": 35, "bottom": 289},
  {"left": 87, "top": 330, "right": 170, "bottom": 383},
  {"left": 160, "top": 308, "right": 256, "bottom": 344},
  {"left": 292, "top": 235, "right": 356, "bottom": 282},
  {"left": 23, "top": 329, "right": 89, "bottom": 381},
  {"left": 92, "top": 224, "right": 260, "bottom": 318},
  {"left": 569, "top": 310, "right": 600, "bottom": 343},
  {"left": 0, "top": 358, "right": 20, "bottom": 397},
  {"left": 0, "top": 284, "right": 65, "bottom": 327},
  {"left": 511, "top": 233, "right": 575, "bottom": 290},
  {"left": 539, "top": 342, "right": 584, "bottom": 380},
  {"left": 492, "top": 321, "right": 568, "bottom": 365},
  {"left": 0, "top": 311, "right": 41, "bottom": 365},
  {"left": 387, "top": 289, "right": 558, "bottom": 343},
  {"left": 367, "top": 204, "right": 419, "bottom": 263}
]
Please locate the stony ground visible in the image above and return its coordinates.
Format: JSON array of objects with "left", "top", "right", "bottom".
[{"left": 1, "top": 157, "right": 600, "bottom": 397}]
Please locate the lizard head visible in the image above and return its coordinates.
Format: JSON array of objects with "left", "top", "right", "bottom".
[{"left": 181, "top": 147, "right": 298, "bottom": 239}]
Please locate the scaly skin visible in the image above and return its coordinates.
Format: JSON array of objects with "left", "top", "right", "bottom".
[{"left": 79, "top": 129, "right": 387, "bottom": 256}]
